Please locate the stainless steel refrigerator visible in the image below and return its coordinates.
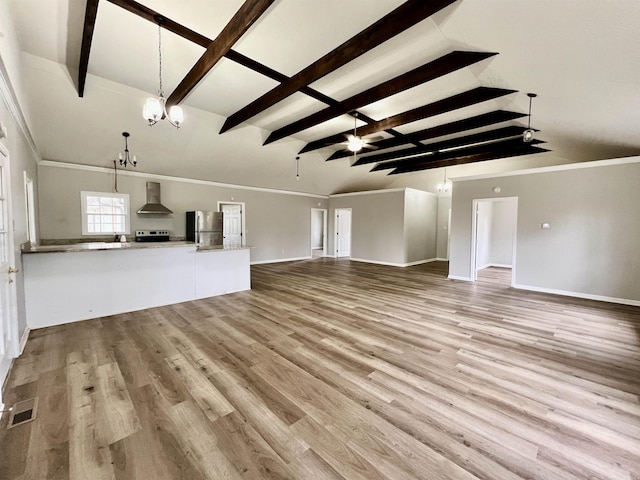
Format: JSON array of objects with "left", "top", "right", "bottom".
[{"left": 186, "top": 211, "right": 223, "bottom": 246}]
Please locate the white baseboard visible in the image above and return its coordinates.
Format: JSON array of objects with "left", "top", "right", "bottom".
[
  {"left": 478, "top": 263, "right": 512, "bottom": 270},
  {"left": 251, "top": 256, "right": 311, "bottom": 265},
  {"left": 435, "top": 257, "right": 449, "bottom": 262},
  {"left": 19, "top": 328, "right": 30, "bottom": 355},
  {"left": 350, "top": 257, "right": 439, "bottom": 268},
  {"left": 448, "top": 275, "right": 473, "bottom": 281},
  {"left": 513, "top": 283, "right": 640, "bottom": 307}
]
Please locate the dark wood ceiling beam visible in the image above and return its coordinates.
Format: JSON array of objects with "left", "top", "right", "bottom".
[
  {"left": 220, "top": 0, "right": 457, "bottom": 133},
  {"left": 371, "top": 138, "right": 544, "bottom": 171},
  {"left": 166, "top": 0, "right": 277, "bottom": 107},
  {"left": 327, "top": 109, "right": 527, "bottom": 160},
  {"left": 387, "top": 144, "right": 549, "bottom": 175},
  {"left": 264, "top": 51, "right": 497, "bottom": 145},
  {"left": 78, "top": 0, "right": 100, "bottom": 97},
  {"left": 351, "top": 125, "right": 530, "bottom": 166},
  {"left": 104, "top": 0, "right": 418, "bottom": 145},
  {"left": 300, "top": 87, "right": 517, "bottom": 153}
]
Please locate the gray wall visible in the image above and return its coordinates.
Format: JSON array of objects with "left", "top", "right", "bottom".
[
  {"left": 490, "top": 199, "right": 516, "bottom": 267},
  {"left": 475, "top": 201, "right": 493, "bottom": 270},
  {"left": 329, "top": 190, "right": 406, "bottom": 265},
  {"left": 449, "top": 159, "right": 640, "bottom": 302},
  {"left": 436, "top": 195, "right": 451, "bottom": 259},
  {"left": 404, "top": 188, "right": 438, "bottom": 264},
  {"left": 37, "top": 164, "right": 328, "bottom": 264},
  {"left": 311, "top": 209, "right": 324, "bottom": 249},
  {"left": 328, "top": 188, "right": 439, "bottom": 266}
]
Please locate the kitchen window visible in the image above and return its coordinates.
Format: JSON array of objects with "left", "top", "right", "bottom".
[{"left": 81, "top": 191, "right": 130, "bottom": 235}]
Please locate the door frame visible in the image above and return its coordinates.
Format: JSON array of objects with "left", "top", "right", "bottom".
[
  {"left": 310, "top": 208, "right": 327, "bottom": 257},
  {"left": 334, "top": 208, "right": 352, "bottom": 258},
  {"left": 217, "top": 201, "right": 246, "bottom": 246},
  {"left": 470, "top": 197, "right": 518, "bottom": 285},
  {"left": 0, "top": 142, "right": 20, "bottom": 409}
]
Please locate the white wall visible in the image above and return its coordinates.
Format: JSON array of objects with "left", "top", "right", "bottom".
[
  {"left": 475, "top": 201, "right": 493, "bottom": 270},
  {"left": 37, "top": 163, "right": 328, "bottom": 264},
  {"left": 490, "top": 199, "right": 516, "bottom": 267},
  {"left": 449, "top": 158, "right": 640, "bottom": 304},
  {"left": 436, "top": 195, "right": 451, "bottom": 260}
]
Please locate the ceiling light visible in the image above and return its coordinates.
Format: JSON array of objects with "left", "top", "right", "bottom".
[
  {"left": 347, "top": 136, "right": 364, "bottom": 152},
  {"left": 118, "top": 132, "right": 137, "bottom": 168},
  {"left": 522, "top": 92, "right": 537, "bottom": 142},
  {"left": 296, "top": 156, "right": 300, "bottom": 181},
  {"left": 437, "top": 168, "right": 450, "bottom": 193},
  {"left": 143, "top": 17, "right": 183, "bottom": 128}
]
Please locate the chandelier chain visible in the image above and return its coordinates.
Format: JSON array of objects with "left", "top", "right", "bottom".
[{"left": 157, "top": 23, "right": 164, "bottom": 97}]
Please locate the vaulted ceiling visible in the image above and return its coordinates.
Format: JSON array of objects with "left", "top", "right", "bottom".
[{"left": 6, "top": 0, "right": 640, "bottom": 194}]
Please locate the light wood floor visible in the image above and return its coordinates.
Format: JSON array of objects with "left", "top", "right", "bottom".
[{"left": 2, "top": 259, "right": 640, "bottom": 480}]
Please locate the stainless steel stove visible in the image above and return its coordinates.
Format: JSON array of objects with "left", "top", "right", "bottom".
[{"left": 135, "top": 230, "right": 171, "bottom": 242}]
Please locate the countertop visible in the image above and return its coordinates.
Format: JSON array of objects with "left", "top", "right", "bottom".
[{"left": 22, "top": 241, "right": 253, "bottom": 254}]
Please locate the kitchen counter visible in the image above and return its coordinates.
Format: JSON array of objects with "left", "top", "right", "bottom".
[
  {"left": 22, "top": 241, "right": 253, "bottom": 254},
  {"left": 22, "top": 241, "right": 252, "bottom": 329}
]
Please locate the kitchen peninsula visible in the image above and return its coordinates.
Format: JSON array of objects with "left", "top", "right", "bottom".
[{"left": 22, "top": 241, "right": 251, "bottom": 329}]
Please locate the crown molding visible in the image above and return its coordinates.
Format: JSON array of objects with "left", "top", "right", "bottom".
[{"left": 39, "top": 160, "right": 329, "bottom": 199}]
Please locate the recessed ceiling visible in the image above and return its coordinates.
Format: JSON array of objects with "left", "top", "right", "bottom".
[{"left": 7, "top": 0, "right": 640, "bottom": 194}]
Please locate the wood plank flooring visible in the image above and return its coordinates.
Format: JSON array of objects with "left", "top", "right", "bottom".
[{"left": 1, "top": 259, "right": 640, "bottom": 479}]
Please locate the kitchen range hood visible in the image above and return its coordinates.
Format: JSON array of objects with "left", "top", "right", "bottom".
[{"left": 137, "top": 182, "right": 173, "bottom": 214}]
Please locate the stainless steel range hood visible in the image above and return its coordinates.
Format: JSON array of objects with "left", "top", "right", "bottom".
[{"left": 137, "top": 182, "right": 173, "bottom": 214}]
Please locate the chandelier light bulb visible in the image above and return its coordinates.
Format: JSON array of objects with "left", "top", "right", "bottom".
[{"left": 348, "top": 136, "right": 364, "bottom": 152}]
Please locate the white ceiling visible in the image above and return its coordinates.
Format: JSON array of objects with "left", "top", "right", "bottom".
[{"left": 7, "top": 0, "right": 640, "bottom": 195}]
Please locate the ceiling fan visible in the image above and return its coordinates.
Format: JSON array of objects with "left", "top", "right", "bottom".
[{"left": 339, "top": 113, "right": 383, "bottom": 160}]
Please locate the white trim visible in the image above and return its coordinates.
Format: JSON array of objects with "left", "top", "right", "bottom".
[
  {"left": 19, "top": 327, "right": 29, "bottom": 354},
  {"left": 513, "top": 284, "right": 640, "bottom": 307},
  {"left": 477, "top": 263, "right": 512, "bottom": 270},
  {"left": 452, "top": 155, "right": 640, "bottom": 183},
  {"left": 0, "top": 55, "right": 41, "bottom": 161},
  {"left": 350, "top": 257, "right": 439, "bottom": 268},
  {"left": 251, "top": 256, "right": 311, "bottom": 265},
  {"left": 40, "top": 160, "right": 328, "bottom": 199},
  {"left": 448, "top": 275, "right": 473, "bottom": 281},
  {"left": 435, "top": 257, "right": 449, "bottom": 261}
]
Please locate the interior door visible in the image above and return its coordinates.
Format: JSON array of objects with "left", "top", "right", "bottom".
[
  {"left": 335, "top": 209, "right": 351, "bottom": 257},
  {"left": 221, "top": 203, "right": 243, "bottom": 247},
  {"left": 0, "top": 145, "right": 18, "bottom": 369}
]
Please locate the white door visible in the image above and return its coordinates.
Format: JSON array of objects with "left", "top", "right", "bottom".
[
  {"left": 335, "top": 209, "right": 351, "bottom": 257},
  {"left": 0, "top": 145, "right": 19, "bottom": 395},
  {"left": 220, "top": 203, "right": 243, "bottom": 247}
]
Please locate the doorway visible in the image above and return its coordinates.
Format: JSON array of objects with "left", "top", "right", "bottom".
[
  {"left": 334, "top": 208, "right": 352, "bottom": 258},
  {"left": 0, "top": 143, "right": 19, "bottom": 409},
  {"left": 218, "top": 201, "right": 245, "bottom": 248},
  {"left": 471, "top": 197, "right": 518, "bottom": 286},
  {"left": 311, "top": 208, "right": 327, "bottom": 258}
]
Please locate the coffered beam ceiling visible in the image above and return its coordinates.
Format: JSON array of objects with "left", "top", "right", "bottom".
[
  {"left": 91, "top": 0, "right": 419, "bottom": 148},
  {"left": 351, "top": 125, "right": 532, "bottom": 166},
  {"left": 263, "top": 50, "right": 497, "bottom": 145},
  {"left": 326, "top": 110, "right": 528, "bottom": 161},
  {"left": 165, "top": 0, "right": 277, "bottom": 107},
  {"left": 219, "top": 0, "right": 457, "bottom": 133},
  {"left": 374, "top": 138, "right": 548, "bottom": 174},
  {"left": 78, "top": 0, "right": 549, "bottom": 176},
  {"left": 300, "top": 87, "right": 518, "bottom": 153}
]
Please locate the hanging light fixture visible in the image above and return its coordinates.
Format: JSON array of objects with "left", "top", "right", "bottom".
[
  {"left": 522, "top": 93, "right": 537, "bottom": 142},
  {"left": 437, "top": 167, "right": 450, "bottom": 193},
  {"left": 143, "top": 17, "right": 184, "bottom": 128},
  {"left": 118, "top": 132, "right": 137, "bottom": 168},
  {"left": 296, "top": 156, "right": 300, "bottom": 181},
  {"left": 347, "top": 113, "right": 364, "bottom": 153}
]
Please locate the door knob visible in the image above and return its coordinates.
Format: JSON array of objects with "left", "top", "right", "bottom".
[{"left": 8, "top": 266, "right": 19, "bottom": 274}]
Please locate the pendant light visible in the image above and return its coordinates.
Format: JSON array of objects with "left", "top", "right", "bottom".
[
  {"left": 296, "top": 156, "right": 300, "bottom": 181},
  {"left": 143, "top": 17, "right": 184, "bottom": 128},
  {"left": 522, "top": 93, "right": 537, "bottom": 142},
  {"left": 118, "top": 132, "right": 137, "bottom": 168},
  {"left": 437, "top": 167, "right": 450, "bottom": 193},
  {"left": 347, "top": 113, "right": 364, "bottom": 152}
]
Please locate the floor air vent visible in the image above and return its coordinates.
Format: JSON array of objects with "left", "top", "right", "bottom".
[{"left": 7, "top": 398, "right": 38, "bottom": 429}]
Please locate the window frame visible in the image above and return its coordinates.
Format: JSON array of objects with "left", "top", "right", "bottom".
[{"left": 80, "top": 191, "right": 131, "bottom": 236}]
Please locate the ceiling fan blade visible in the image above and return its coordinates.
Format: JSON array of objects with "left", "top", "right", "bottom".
[
  {"left": 365, "top": 135, "right": 384, "bottom": 143},
  {"left": 361, "top": 144, "right": 379, "bottom": 151}
]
